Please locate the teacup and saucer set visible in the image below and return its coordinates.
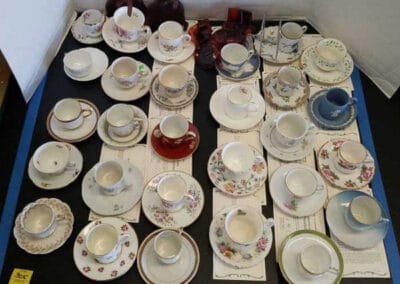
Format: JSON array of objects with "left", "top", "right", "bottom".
[
  {"left": 150, "top": 64, "right": 199, "bottom": 109},
  {"left": 13, "top": 198, "right": 74, "bottom": 254},
  {"left": 301, "top": 38, "right": 354, "bottom": 84},
  {"left": 73, "top": 217, "right": 138, "bottom": 281},
  {"left": 207, "top": 142, "right": 267, "bottom": 197},
  {"left": 263, "top": 66, "right": 310, "bottom": 110},
  {"left": 215, "top": 43, "right": 260, "bottom": 81},
  {"left": 279, "top": 230, "right": 344, "bottom": 284},
  {"left": 102, "top": 6, "right": 151, "bottom": 53},
  {"left": 151, "top": 114, "right": 200, "bottom": 160},
  {"left": 97, "top": 103, "right": 148, "bottom": 148},
  {"left": 260, "top": 112, "right": 316, "bottom": 162},
  {"left": 308, "top": 87, "right": 357, "bottom": 130},
  {"left": 63, "top": 47, "right": 108, "bottom": 81},
  {"left": 82, "top": 159, "right": 144, "bottom": 216},
  {"left": 209, "top": 85, "right": 266, "bottom": 131},
  {"left": 148, "top": 21, "right": 195, "bottom": 63},
  {"left": 28, "top": 141, "right": 83, "bottom": 190},
  {"left": 141, "top": 171, "right": 204, "bottom": 229},
  {"left": 71, "top": 9, "right": 105, "bottom": 44},
  {"left": 269, "top": 163, "right": 327, "bottom": 217},
  {"left": 101, "top": 57, "right": 152, "bottom": 102},
  {"left": 137, "top": 228, "right": 200, "bottom": 284},
  {"left": 46, "top": 98, "right": 99, "bottom": 143},
  {"left": 317, "top": 139, "right": 375, "bottom": 189},
  {"left": 326, "top": 191, "right": 390, "bottom": 249},
  {"left": 209, "top": 205, "right": 274, "bottom": 268}
]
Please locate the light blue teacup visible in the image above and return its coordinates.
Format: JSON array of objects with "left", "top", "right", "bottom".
[{"left": 318, "top": 88, "right": 356, "bottom": 120}]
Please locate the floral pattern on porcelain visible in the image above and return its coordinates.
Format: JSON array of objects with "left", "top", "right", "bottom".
[{"left": 284, "top": 198, "right": 298, "bottom": 211}]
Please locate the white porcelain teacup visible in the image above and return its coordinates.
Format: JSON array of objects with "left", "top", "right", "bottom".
[
  {"left": 159, "top": 114, "right": 197, "bottom": 147},
  {"left": 158, "top": 21, "right": 191, "bottom": 56},
  {"left": 85, "top": 223, "right": 130, "bottom": 264},
  {"left": 224, "top": 86, "right": 258, "bottom": 120},
  {"left": 276, "top": 66, "right": 303, "bottom": 97},
  {"left": 299, "top": 244, "right": 332, "bottom": 276},
  {"left": 111, "top": 57, "right": 147, "bottom": 89},
  {"left": 113, "top": 6, "right": 151, "bottom": 42},
  {"left": 314, "top": 38, "right": 347, "bottom": 71},
  {"left": 106, "top": 104, "right": 141, "bottom": 137},
  {"left": 53, "top": 98, "right": 92, "bottom": 130},
  {"left": 158, "top": 65, "right": 191, "bottom": 98},
  {"left": 81, "top": 9, "right": 105, "bottom": 38},
  {"left": 32, "top": 142, "right": 75, "bottom": 175},
  {"left": 153, "top": 230, "right": 183, "bottom": 264},
  {"left": 221, "top": 142, "right": 255, "bottom": 180},
  {"left": 156, "top": 175, "right": 194, "bottom": 212},
  {"left": 220, "top": 43, "right": 254, "bottom": 72},
  {"left": 333, "top": 141, "right": 374, "bottom": 174},
  {"left": 94, "top": 160, "right": 132, "bottom": 195},
  {"left": 279, "top": 22, "right": 307, "bottom": 53},
  {"left": 63, "top": 49, "right": 92, "bottom": 78},
  {"left": 285, "top": 168, "right": 323, "bottom": 198}
]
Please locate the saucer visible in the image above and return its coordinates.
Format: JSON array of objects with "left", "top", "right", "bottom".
[
  {"left": 101, "top": 62, "right": 152, "bottom": 102},
  {"left": 207, "top": 144, "right": 267, "bottom": 197},
  {"left": 269, "top": 163, "right": 327, "bottom": 217},
  {"left": 216, "top": 55, "right": 260, "bottom": 81},
  {"left": 151, "top": 123, "right": 200, "bottom": 160},
  {"left": 308, "top": 90, "right": 357, "bottom": 130},
  {"left": 142, "top": 171, "right": 204, "bottom": 228},
  {"left": 147, "top": 31, "right": 195, "bottom": 64},
  {"left": 71, "top": 15, "right": 103, "bottom": 44},
  {"left": 150, "top": 75, "right": 199, "bottom": 110},
  {"left": 28, "top": 143, "right": 83, "bottom": 190},
  {"left": 301, "top": 45, "right": 354, "bottom": 85},
  {"left": 73, "top": 217, "right": 138, "bottom": 281},
  {"left": 326, "top": 191, "right": 389, "bottom": 250},
  {"left": 82, "top": 160, "right": 144, "bottom": 216},
  {"left": 137, "top": 229, "right": 200, "bottom": 284},
  {"left": 14, "top": 198, "right": 74, "bottom": 254},
  {"left": 260, "top": 115, "right": 316, "bottom": 162},
  {"left": 263, "top": 72, "right": 310, "bottom": 110},
  {"left": 46, "top": 99, "right": 99, "bottom": 143},
  {"left": 279, "top": 230, "right": 343, "bottom": 284},
  {"left": 102, "top": 18, "right": 151, "bottom": 53},
  {"left": 209, "top": 206, "right": 273, "bottom": 269},
  {"left": 64, "top": 47, "right": 108, "bottom": 81},
  {"left": 97, "top": 105, "right": 148, "bottom": 148},
  {"left": 209, "top": 85, "right": 266, "bottom": 131},
  {"left": 317, "top": 139, "right": 375, "bottom": 189}
]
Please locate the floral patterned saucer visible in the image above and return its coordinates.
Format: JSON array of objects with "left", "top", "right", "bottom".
[
  {"left": 317, "top": 139, "right": 375, "bottom": 189},
  {"left": 269, "top": 163, "right": 327, "bottom": 217},
  {"left": 207, "top": 144, "right": 267, "bottom": 197},
  {"left": 14, "top": 198, "right": 74, "bottom": 254},
  {"left": 215, "top": 55, "right": 260, "bottom": 81},
  {"left": 141, "top": 171, "right": 204, "bottom": 228},
  {"left": 73, "top": 217, "right": 138, "bottom": 281},
  {"left": 71, "top": 14, "right": 104, "bottom": 45},
  {"left": 209, "top": 206, "right": 273, "bottom": 269}
]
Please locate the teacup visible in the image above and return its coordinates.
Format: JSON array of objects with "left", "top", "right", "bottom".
[
  {"left": 106, "top": 104, "right": 140, "bottom": 137},
  {"left": 334, "top": 141, "right": 374, "bottom": 174},
  {"left": 63, "top": 49, "right": 92, "bottom": 78},
  {"left": 279, "top": 22, "right": 307, "bottom": 53},
  {"left": 94, "top": 160, "right": 132, "bottom": 195},
  {"left": 81, "top": 9, "right": 105, "bottom": 38},
  {"left": 20, "top": 202, "right": 65, "bottom": 239},
  {"left": 285, "top": 168, "right": 322, "bottom": 198},
  {"left": 158, "top": 65, "right": 191, "bottom": 98},
  {"left": 314, "top": 38, "right": 347, "bottom": 71},
  {"left": 111, "top": 57, "right": 147, "bottom": 89},
  {"left": 224, "top": 86, "right": 258, "bottom": 120},
  {"left": 299, "top": 244, "right": 332, "bottom": 276},
  {"left": 318, "top": 88, "right": 356, "bottom": 120},
  {"left": 153, "top": 230, "right": 182, "bottom": 264},
  {"left": 220, "top": 43, "right": 254, "bottom": 72},
  {"left": 276, "top": 66, "right": 303, "bottom": 97},
  {"left": 32, "top": 142, "right": 75, "bottom": 175},
  {"left": 273, "top": 112, "right": 315, "bottom": 148},
  {"left": 159, "top": 114, "right": 197, "bottom": 147},
  {"left": 345, "top": 195, "right": 389, "bottom": 231},
  {"left": 221, "top": 142, "right": 255, "bottom": 180},
  {"left": 158, "top": 21, "right": 191, "bottom": 56},
  {"left": 53, "top": 98, "right": 92, "bottom": 130},
  {"left": 156, "top": 175, "right": 194, "bottom": 212},
  {"left": 85, "top": 223, "right": 130, "bottom": 264},
  {"left": 113, "top": 6, "right": 150, "bottom": 42}
]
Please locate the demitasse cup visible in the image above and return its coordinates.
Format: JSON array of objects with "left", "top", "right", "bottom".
[
  {"left": 111, "top": 57, "right": 147, "bottom": 89},
  {"left": 299, "top": 244, "right": 332, "bottom": 276},
  {"left": 85, "top": 223, "right": 130, "bottom": 264},
  {"left": 94, "top": 160, "right": 132, "bottom": 195},
  {"left": 63, "top": 49, "right": 92, "bottom": 78},
  {"left": 333, "top": 141, "right": 374, "bottom": 174},
  {"left": 220, "top": 43, "right": 254, "bottom": 72},
  {"left": 153, "top": 230, "right": 183, "bottom": 264},
  {"left": 81, "top": 9, "right": 105, "bottom": 38},
  {"left": 159, "top": 114, "right": 197, "bottom": 147},
  {"left": 314, "top": 38, "right": 347, "bottom": 71},
  {"left": 106, "top": 104, "right": 140, "bottom": 137},
  {"left": 20, "top": 202, "right": 65, "bottom": 239},
  {"left": 318, "top": 88, "right": 356, "bottom": 120},
  {"left": 158, "top": 65, "right": 191, "bottom": 98},
  {"left": 279, "top": 22, "right": 307, "bottom": 53},
  {"left": 224, "top": 86, "right": 258, "bottom": 120},
  {"left": 285, "top": 168, "right": 323, "bottom": 198},
  {"left": 53, "top": 98, "right": 92, "bottom": 130},
  {"left": 157, "top": 175, "right": 194, "bottom": 212},
  {"left": 32, "top": 142, "right": 75, "bottom": 175},
  {"left": 276, "top": 66, "right": 303, "bottom": 97},
  {"left": 113, "top": 6, "right": 151, "bottom": 42},
  {"left": 221, "top": 142, "right": 255, "bottom": 180},
  {"left": 158, "top": 21, "right": 191, "bottom": 56}
]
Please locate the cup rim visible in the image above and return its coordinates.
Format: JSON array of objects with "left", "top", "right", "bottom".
[
  {"left": 349, "top": 195, "right": 382, "bottom": 225},
  {"left": 21, "top": 203, "right": 55, "bottom": 235},
  {"left": 220, "top": 43, "right": 249, "bottom": 65},
  {"left": 325, "top": 88, "right": 351, "bottom": 107},
  {"left": 86, "top": 223, "right": 119, "bottom": 256},
  {"left": 63, "top": 49, "right": 92, "bottom": 71},
  {"left": 32, "top": 142, "right": 70, "bottom": 174},
  {"left": 227, "top": 86, "right": 252, "bottom": 105},
  {"left": 159, "top": 114, "right": 189, "bottom": 139},
  {"left": 281, "top": 22, "right": 304, "bottom": 40},
  {"left": 221, "top": 142, "right": 254, "bottom": 173},
  {"left": 299, "top": 244, "right": 331, "bottom": 275},
  {"left": 113, "top": 6, "right": 145, "bottom": 31},
  {"left": 285, "top": 168, "right": 317, "bottom": 198},
  {"left": 158, "top": 20, "right": 184, "bottom": 40},
  {"left": 156, "top": 174, "right": 187, "bottom": 202},
  {"left": 277, "top": 66, "right": 302, "bottom": 87},
  {"left": 53, "top": 98, "right": 82, "bottom": 122},
  {"left": 82, "top": 9, "right": 104, "bottom": 25},
  {"left": 275, "top": 112, "right": 308, "bottom": 140},
  {"left": 106, "top": 104, "right": 135, "bottom": 128},
  {"left": 337, "top": 141, "right": 367, "bottom": 165},
  {"left": 94, "top": 160, "right": 124, "bottom": 188},
  {"left": 111, "top": 57, "right": 138, "bottom": 80},
  {"left": 316, "top": 38, "right": 347, "bottom": 63},
  {"left": 153, "top": 229, "right": 182, "bottom": 259},
  {"left": 158, "top": 65, "right": 189, "bottom": 90}
]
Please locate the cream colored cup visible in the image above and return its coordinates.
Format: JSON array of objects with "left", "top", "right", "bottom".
[
  {"left": 94, "top": 160, "right": 132, "bottom": 195},
  {"left": 53, "top": 98, "right": 92, "bottom": 130},
  {"left": 113, "top": 6, "right": 150, "bottom": 42},
  {"left": 334, "top": 141, "right": 374, "bottom": 174},
  {"left": 63, "top": 49, "right": 92, "bottom": 78},
  {"left": 32, "top": 142, "right": 75, "bottom": 175},
  {"left": 157, "top": 175, "right": 194, "bottom": 212},
  {"left": 221, "top": 142, "right": 255, "bottom": 180},
  {"left": 153, "top": 230, "right": 183, "bottom": 264},
  {"left": 158, "top": 21, "right": 191, "bottom": 56},
  {"left": 158, "top": 65, "right": 190, "bottom": 98},
  {"left": 106, "top": 104, "right": 140, "bottom": 137},
  {"left": 285, "top": 168, "right": 322, "bottom": 198},
  {"left": 111, "top": 57, "right": 147, "bottom": 89},
  {"left": 224, "top": 86, "right": 258, "bottom": 120},
  {"left": 315, "top": 38, "right": 347, "bottom": 71}
]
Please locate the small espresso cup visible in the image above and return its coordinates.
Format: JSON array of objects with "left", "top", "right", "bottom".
[
  {"left": 299, "top": 244, "right": 332, "bottom": 276},
  {"left": 153, "top": 230, "right": 183, "bottom": 264},
  {"left": 85, "top": 223, "right": 130, "bottom": 264},
  {"left": 276, "top": 66, "right": 303, "bottom": 97},
  {"left": 32, "top": 142, "right": 75, "bottom": 175},
  {"left": 63, "top": 49, "right": 92, "bottom": 78},
  {"left": 53, "top": 98, "right": 92, "bottom": 130},
  {"left": 94, "top": 160, "right": 132, "bottom": 195},
  {"left": 315, "top": 38, "right": 347, "bottom": 71},
  {"left": 111, "top": 57, "right": 147, "bottom": 89},
  {"left": 224, "top": 86, "right": 258, "bottom": 120},
  {"left": 20, "top": 202, "right": 65, "bottom": 239},
  {"left": 279, "top": 22, "right": 307, "bottom": 53},
  {"left": 158, "top": 65, "right": 191, "bottom": 98},
  {"left": 113, "top": 6, "right": 151, "bottom": 42},
  {"left": 106, "top": 104, "right": 140, "bottom": 137},
  {"left": 220, "top": 43, "right": 254, "bottom": 72},
  {"left": 318, "top": 88, "right": 356, "bottom": 120},
  {"left": 157, "top": 174, "right": 194, "bottom": 212},
  {"left": 81, "top": 9, "right": 105, "bottom": 38},
  {"left": 285, "top": 168, "right": 323, "bottom": 198},
  {"left": 159, "top": 114, "right": 197, "bottom": 147},
  {"left": 221, "top": 142, "right": 255, "bottom": 180},
  {"left": 333, "top": 141, "right": 374, "bottom": 174},
  {"left": 158, "top": 21, "right": 191, "bottom": 56}
]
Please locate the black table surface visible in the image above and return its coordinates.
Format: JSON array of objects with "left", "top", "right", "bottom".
[{"left": 0, "top": 21, "right": 399, "bottom": 284}]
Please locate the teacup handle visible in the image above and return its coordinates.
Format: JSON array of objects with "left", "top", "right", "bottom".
[
  {"left": 349, "top": 97, "right": 358, "bottom": 105},
  {"left": 82, "top": 108, "right": 92, "bottom": 118},
  {"left": 264, "top": 218, "right": 275, "bottom": 230},
  {"left": 140, "top": 25, "right": 151, "bottom": 37},
  {"left": 181, "top": 34, "right": 192, "bottom": 45},
  {"left": 56, "top": 214, "right": 66, "bottom": 222},
  {"left": 183, "top": 131, "right": 197, "bottom": 143},
  {"left": 301, "top": 26, "right": 308, "bottom": 33},
  {"left": 138, "top": 64, "right": 149, "bottom": 78},
  {"left": 307, "top": 122, "right": 316, "bottom": 133},
  {"left": 379, "top": 217, "right": 390, "bottom": 224},
  {"left": 247, "top": 100, "right": 259, "bottom": 113},
  {"left": 184, "top": 194, "right": 195, "bottom": 203},
  {"left": 117, "top": 233, "right": 130, "bottom": 246}
]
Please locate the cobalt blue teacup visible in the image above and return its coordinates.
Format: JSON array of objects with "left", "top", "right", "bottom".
[{"left": 318, "top": 88, "right": 356, "bottom": 120}]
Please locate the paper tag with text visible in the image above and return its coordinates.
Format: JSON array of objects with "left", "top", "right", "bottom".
[{"left": 9, "top": 268, "right": 33, "bottom": 284}]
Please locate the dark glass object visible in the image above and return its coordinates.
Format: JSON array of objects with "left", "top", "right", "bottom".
[
  {"left": 105, "top": 0, "right": 147, "bottom": 17},
  {"left": 145, "top": 0, "right": 188, "bottom": 32}
]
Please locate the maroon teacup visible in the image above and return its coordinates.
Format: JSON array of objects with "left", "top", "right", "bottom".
[{"left": 159, "top": 114, "right": 196, "bottom": 147}]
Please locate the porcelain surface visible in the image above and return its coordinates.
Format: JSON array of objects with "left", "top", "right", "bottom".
[
  {"left": 216, "top": 55, "right": 260, "bottom": 81},
  {"left": 71, "top": 15, "right": 104, "bottom": 44},
  {"left": 64, "top": 48, "right": 108, "bottom": 81}
]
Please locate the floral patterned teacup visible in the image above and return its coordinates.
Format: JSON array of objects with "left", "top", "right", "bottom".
[
  {"left": 276, "top": 66, "right": 302, "bottom": 97},
  {"left": 334, "top": 141, "right": 374, "bottom": 174},
  {"left": 279, "top": 22, "right": 307, "bottom": 53},
  {"left": 224, "top": 86, "right": 258, "bottom": 120},
  {"left": 82, "top": 9, "right": 105, "bottom": 38},
  {"left": 158, "top": 65, "right": 191, "bottom": 98},
  {"left": 221, "top": 142, "right": 255, "bottom": 180},
  {"left": 158, "top": 21, "right": 191, "bottom": 56},
  {"left": 156, "top": 175, "right": 194, "bottom": 212},
  {"left": 220, "top": 43, "right": 254, "bottom": 72},
  {"left": 106, "top": 104, "right": 141, "bottom": 137},
  {"left": 32, "top": 142, "right": 75, "bottom": 175},
  {"left": 314, "top": 38, "right": 347, "bottom": 71},
  {"left": 113, "top": 6, "right": 151, "bottom": 42},
  {"left": 111, "top": 57, "right": 147, "bottom": 89}
]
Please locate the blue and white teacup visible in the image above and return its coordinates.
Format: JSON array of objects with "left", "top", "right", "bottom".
[
  {"left": 276, "top": 66, "right": 303, "bottom": 97},
  {"left": 220, "top": 43, "right": 254, "bottom": 72},
  {"left": 279, "top": 22, "right": 307, "bottom": 53},
  {"left": 318, "top": 88, "right": 356, "bottom": 120}
]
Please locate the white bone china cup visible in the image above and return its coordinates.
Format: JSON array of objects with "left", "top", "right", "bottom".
[
  {"left": 53, "top": 98, "right": 92, "bottom": 130},
  {"left": 299, "top": 244, "right": 332, "bottom": 276},
  {"left": 63, "top": 49, "right": 92, "bottom": 78},
  {"left": 106, "top": 104, "right": 140, "bottom": 137},
  {"left": 158, "top": 65, "right": 191, "bottom": 98},
  {"left": 285, "top": 168, "right": 323, "bottom": 198},
  {"left": 32, "top": 142, "right": 75, "bottom": 175},
  {"left": 81, "top": 9, "right": 105, "bottom": 38},
  {"left": 111, "top": 57, "right": 147, "bottom": 89},
  {"left": 333, "top": 141, "right": 374, "bottom": 174},
  {"left": 113, "top": 6, "right": 151, "bottom": 42},
  {"left": 220, "top": 43, "right": 254, "bottom": 72},
  {"left": 224, "top": 86, "right": 258, "bottom": 120},
  {"left": 315, "top": 38, "right": 347, "bottom": 71},
  {"left": 221, "top": 142, "right": 255, "bottom": 180},
  {"left": 153, "top": 229, "right": 183, "bottom": 264},
  {"left": 156, "top": 175, "right": 194, "bottom": 212},
  {"left": 158, "top": 21, "right": 191, "bottom": 56},
  {"left": 94, "top": 160, "right": 132, "bottom": 195}
]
